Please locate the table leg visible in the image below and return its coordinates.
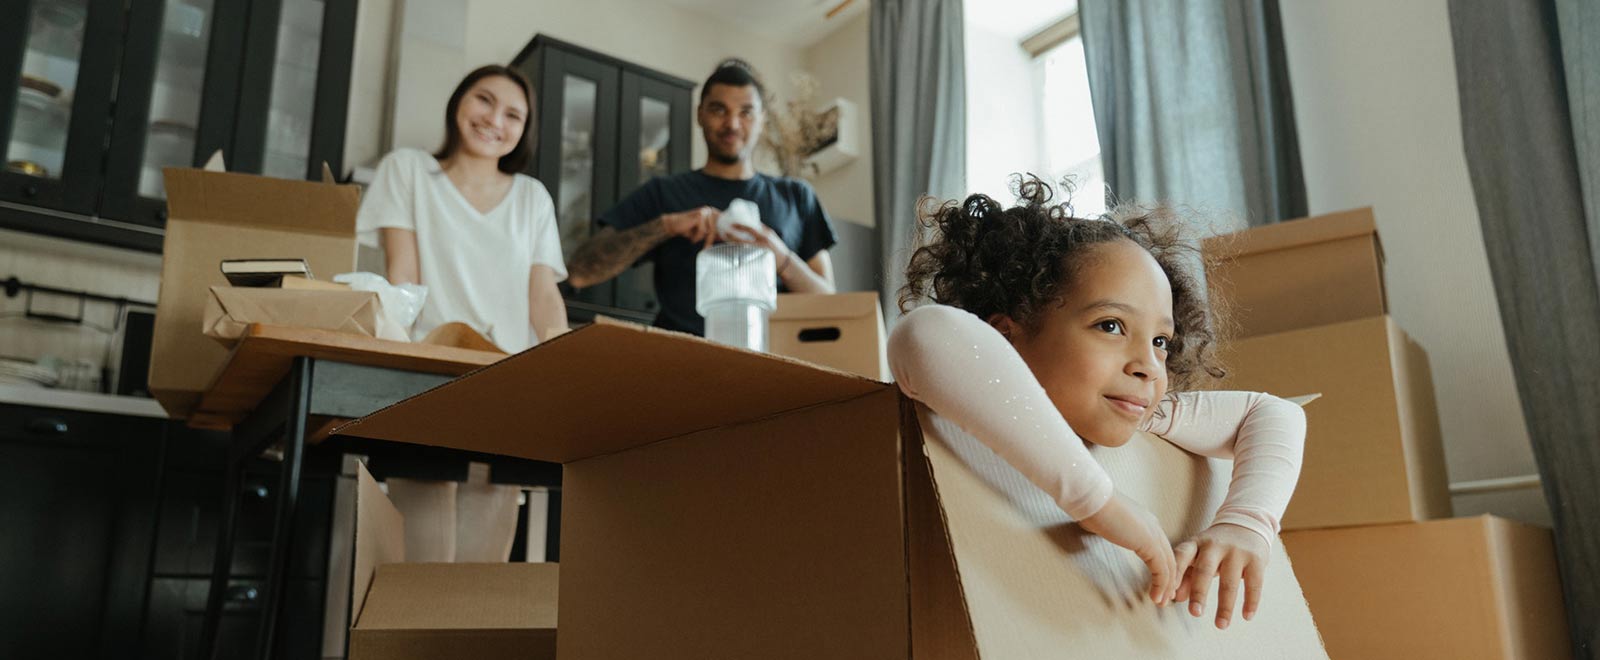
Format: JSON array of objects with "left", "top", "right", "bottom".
[
  {"left": 199, "top": 442, "right": 245, "bottom": 659},
  {"left": 255, "top": 356, "right": 311, "bottom": 660}
]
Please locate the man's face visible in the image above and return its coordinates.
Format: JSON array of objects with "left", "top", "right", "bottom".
[{"left": 698, "top": 83, "right": 763, "bottom": 165}]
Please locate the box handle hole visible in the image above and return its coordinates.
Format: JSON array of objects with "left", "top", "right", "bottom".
[{"left": 797, "top": 327, "right": 842, "bottom": 343}]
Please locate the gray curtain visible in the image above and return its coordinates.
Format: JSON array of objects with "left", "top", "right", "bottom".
[
  {"left": 870, "top": 0, "right": 965, "bottom": 320},
  {"left": 1079, "top": 0, "right": 1305, "bottom": 226},
  {"left": 1448, "top": 1, "right": 1600, "bottom": 657}
]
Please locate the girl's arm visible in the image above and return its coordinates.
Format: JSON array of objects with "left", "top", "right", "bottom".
[
  {"left": 1141, "top": 392, "right": 1306, "bottom": 547},
  {"left": 889, "top": 304, "right": 1114, "bottom": 519},
  {"left": 379, "top": 227, "right": 422, "bottom": 286},
  {"left": 528, "top": 264, "right": 568, "bottom": 343},
  {"left": 890, "top": 304, "right": 1179, "bottom": 604}
]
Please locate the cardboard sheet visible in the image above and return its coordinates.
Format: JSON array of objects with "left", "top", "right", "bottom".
[{"left": 918, "top": 409, "right": 1329, "bottom": 659}]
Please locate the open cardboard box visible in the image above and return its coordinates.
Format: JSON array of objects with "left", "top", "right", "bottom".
[
  {"left": 1217, "top": 315, "right": 1451, "bottom": 530},
  {"left": 1204, "top": 206, "right": 1386, "bottom": 339},
  {"left": 768, "top": 291, "right": 889, "bottom": 380},
  {"left": 1283, "top": 516, "right": 1570, "bottom": 660},
  {"left": 150, "top": 159, "right": 359, "bottom": 419},
  {"left": 335, "top": 318, "right": 1328, "bottom": 659},
  {"left": 350, "top": 461, "right": 557, "bottom": 659}
]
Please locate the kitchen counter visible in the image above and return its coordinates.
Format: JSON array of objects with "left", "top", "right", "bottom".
[{"left": 0, "top": 383, "right": 169, "bottom": 418}]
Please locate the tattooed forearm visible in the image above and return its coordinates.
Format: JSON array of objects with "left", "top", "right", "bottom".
[{"left": 566, "top": 219, "right": 668, "bottom": 288}]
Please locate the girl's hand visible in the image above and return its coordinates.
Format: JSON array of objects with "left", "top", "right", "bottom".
[
  {"left": 1078, "top": 492, "right": 1177, "bottom": 605},
  {"left": 1173, "top": 523, "right": 1270, "bottom": 629}
]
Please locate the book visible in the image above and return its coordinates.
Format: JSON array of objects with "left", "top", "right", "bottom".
[{"left": 220, "top": 258, "right": 312, "bottom": 287}]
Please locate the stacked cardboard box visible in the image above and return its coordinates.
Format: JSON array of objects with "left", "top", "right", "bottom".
[{"left": 1204, "top": 208, "right": 1570, "bottom": 659}]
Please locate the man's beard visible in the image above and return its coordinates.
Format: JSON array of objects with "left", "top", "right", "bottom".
[{"left": 709, "top": 148, "right": 743, "bottom": 165}]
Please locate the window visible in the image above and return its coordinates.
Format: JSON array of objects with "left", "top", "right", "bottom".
[{"left": 1034, "top": 23, "right": 1106, "bottom": 216}]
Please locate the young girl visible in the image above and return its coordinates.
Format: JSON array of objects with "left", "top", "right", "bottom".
[
  {"left": 888, "top": 179, "right": 1305, "bottom": 630},
  {"left": 357, "top": 65, "right": 567, "bottom": 562}
]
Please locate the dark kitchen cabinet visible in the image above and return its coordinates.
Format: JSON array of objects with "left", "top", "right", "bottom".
[
  {"left": 512, "top": 35, "right": 694, "bottom": 325},
  {"left": 0, "top": 403, "right": 336, "bottom": 658},
  {"left": 0, "top": 403, "right": 163, "bottom": 659},
  {"left": 0, "top": 0, "right": 357, "bottom": 252}
]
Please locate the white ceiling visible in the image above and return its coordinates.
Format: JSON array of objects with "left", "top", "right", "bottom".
[
  {"left": 965, "top": 0, "right": 1078, "bottom": 41},
  {"left": 655, "top": 0, "right": 870, "bottom": 47}
]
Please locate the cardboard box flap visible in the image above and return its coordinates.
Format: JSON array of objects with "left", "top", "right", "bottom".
[
  {"left": 771, "top": 291, "right": 882, "bottom": 321},
  {"left": 354, "top": 463, "right": 406, "bottom": 625},
  {"left": 163, "top": 167, "right": 359, "bottom": 235},
  {"left": 1202, "top": 206, "right": 1383, "bottom": 262},
  {"left": 335, "top": 318, "right": 891, "bottom": 464},
  {"left": 917, "top": 402, "right": 1328, "bottom": 658},
  {"left": 356, "top": 563, "right": 558, "bottom": 631}
]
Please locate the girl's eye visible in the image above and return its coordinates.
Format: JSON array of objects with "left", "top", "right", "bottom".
[
  {"left": 1096, "top": 320, "right": 1124, "bottom": 335},
  {"left": 1153, "top": 335, "right": 1171, "bottom": 350}
]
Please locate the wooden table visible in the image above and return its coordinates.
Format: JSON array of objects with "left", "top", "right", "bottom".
[
  {"left": 196, "top": 324, "right": 506, "bottom": 660},
  {"left": 190, "top": 324, "right": 503, "bottom": 430}
]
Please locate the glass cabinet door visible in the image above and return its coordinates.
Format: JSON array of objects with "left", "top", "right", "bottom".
[
  {"left": 0, "top": 0, "right": 118, "bottom": 216},
  {"left": 614, "top": 71, "right": 692, "bottom": 316},
  {"left": 104, "top": 0, "right": 247, "bottom": 227},
  {"left": 260, "top": 0, "right": 321, "bottom": 180},
  {"left": 527, "top": 49, "right": 619, "bottom": 311}
]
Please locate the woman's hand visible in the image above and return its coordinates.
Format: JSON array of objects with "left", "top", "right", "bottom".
[
  {"left": 1173, "top": 523, "right": 1270, "bottom": 629},
  {"left": 1078, "top": 492, "right": 1177, "bottom": 605}
]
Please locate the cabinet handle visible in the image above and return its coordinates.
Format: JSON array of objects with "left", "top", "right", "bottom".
[
  {"left": 25, "top": 418, "right": 69, "bottom": 435},
  {"left": 226, "top": 585, "right": 259, "bottom": 603},
  {"left": 241, "top": 482, "right": 270, "bottom": 499}
]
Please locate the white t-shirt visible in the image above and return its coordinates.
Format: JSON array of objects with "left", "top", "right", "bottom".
[{"left": 356, "top": 148, "right": 567, "bottom": 352}]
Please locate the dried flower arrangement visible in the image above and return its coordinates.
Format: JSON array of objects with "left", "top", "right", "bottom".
[{"left": 761, "top": 72, "right": 841, "bottom": 178}]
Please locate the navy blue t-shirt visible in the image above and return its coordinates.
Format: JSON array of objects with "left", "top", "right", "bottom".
[{"left": 597, "top": 170, "right": 838, "bottom": 335}]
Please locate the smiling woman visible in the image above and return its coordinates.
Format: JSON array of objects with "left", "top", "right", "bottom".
[{"left": 352, "top": 64, "right": 570, "bottom": 563}]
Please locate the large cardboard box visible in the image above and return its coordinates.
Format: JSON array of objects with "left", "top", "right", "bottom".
[
  {"left": 335, "top": 319, "right": 1329, "bottom": 659},
  {"left": 151, "top": 167, "right": 359, "bottom": 418},
  {"left": 1282, "top": 516, "right": 1570, "bottom": 660},
  {"left": 350, "top": 462, "right": 557, "bottom": 659},
  {"left": 1218, "top": 315, "right": 1450, "bottom": 530},
  {"left": 1204, "top": 207, "right": 1385, "bottom": 338},
  {"left": 768, "top": 291, "right": 889, "bottom": 380}
]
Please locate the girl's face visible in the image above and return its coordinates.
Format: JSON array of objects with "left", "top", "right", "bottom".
[
  {"left": 454, "top": 75, "right": 528, "bottom": 161},
  {"left": 995, "top": 238, "right": 1174, "bottom": 447}
]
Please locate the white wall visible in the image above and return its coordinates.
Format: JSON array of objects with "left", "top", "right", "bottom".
[
  {"left": 803, "top": 12, "right": 874, "bottom": 228},
  {"left": 1278, "top": 0, "right": 1548, "bottom": 524},
  {"left": 964, "top": 23, "right": 1045, "bottom": 203},
  {"left": 342, "top": 0, "right": 805, "bottom": 170}
]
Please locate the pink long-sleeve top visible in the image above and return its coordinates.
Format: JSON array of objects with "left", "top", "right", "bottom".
[{"left": 888, "top": 304, "right": 1306, "bottom": 546}]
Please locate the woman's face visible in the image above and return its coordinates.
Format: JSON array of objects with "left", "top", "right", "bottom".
[
  {"left": 996, "top": 238, "right": 1174, "bottom": 447},
  {"left": 454, "top": 75, "right": 528, "bottom": 161}
]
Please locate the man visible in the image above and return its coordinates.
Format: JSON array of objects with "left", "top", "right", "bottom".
[{"left": 565, "top": 59, "right": 837, "bottom": 335}]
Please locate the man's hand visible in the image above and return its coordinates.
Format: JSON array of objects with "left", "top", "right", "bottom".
[
  {"left": 722, "top": 223, "right": 795, "bottom": 273},
  {"left": 1172, "top": 523, "right": 1270, "bottom": 629},
  {"left": 1078, "top": 492, "right": 1177, "bottom": 606},
  {"left": 661, "top": 207, "right": 721, "bottom": 249}
]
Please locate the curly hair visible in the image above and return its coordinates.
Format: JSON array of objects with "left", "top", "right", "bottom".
[{"left": 898, "top": 177, "right": 1226, "bottom": 391}]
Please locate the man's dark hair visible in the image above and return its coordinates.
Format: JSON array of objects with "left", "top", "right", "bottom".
[{"left": 700, "top": 58, "right": 766, "bottom": 105}]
